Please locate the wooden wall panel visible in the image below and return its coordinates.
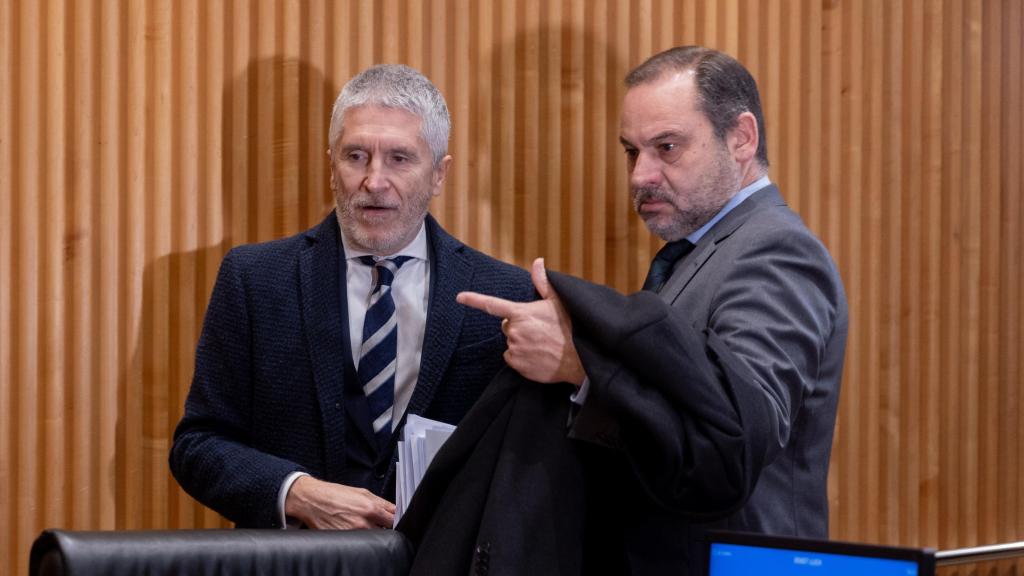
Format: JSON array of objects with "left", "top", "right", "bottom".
[
  {"left": 0, "top": 0, "right": 11, "bottom": 570},
  {"left": 1, "top": 1, "right": 1023, "bottom": 574}
]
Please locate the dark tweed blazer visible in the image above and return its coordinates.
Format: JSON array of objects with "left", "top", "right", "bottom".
[{"left": 169, "top": 212, "right": 534, "bottom": 528}]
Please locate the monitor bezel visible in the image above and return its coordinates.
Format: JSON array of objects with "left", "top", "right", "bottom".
[{"left": 705, "top": 530, "right": 936, "bottom": 575}]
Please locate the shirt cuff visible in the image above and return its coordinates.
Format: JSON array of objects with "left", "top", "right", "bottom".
[
  {"left": 278, "top": 471, "right": 310, "bottom": 529},
  {"left": 570, "top": 376, "right": 591, "bottom": 406}
]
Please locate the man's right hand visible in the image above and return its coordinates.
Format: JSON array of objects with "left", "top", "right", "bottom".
[{"left": 284, "top": 475, "right": 396, "bottom": 529}]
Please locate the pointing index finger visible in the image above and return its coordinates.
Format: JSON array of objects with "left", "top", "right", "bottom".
[{"left": 456, "top": 291, "right": 521, "bottom": 319}]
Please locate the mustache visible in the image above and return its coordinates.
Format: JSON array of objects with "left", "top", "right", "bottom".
[
  {"left": 348, "top": 193, "right": 400, "bottom": 210},
  {"left": 632, "top": 186, "right": 672, "bottom": 209}
]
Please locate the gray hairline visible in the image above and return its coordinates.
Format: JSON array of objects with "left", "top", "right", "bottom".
[{"left": 327, "top": 66, "right": 450, "bottom": 167}]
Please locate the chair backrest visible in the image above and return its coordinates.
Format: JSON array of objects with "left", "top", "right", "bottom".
[{"left": 30, "top": 528, "right": 414, "bottom": 576}]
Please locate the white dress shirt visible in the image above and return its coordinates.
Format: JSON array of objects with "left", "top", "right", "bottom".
[
  {"left": 277, "top": 222, "right": 431, "bottom": 527},
  {"left": 341, "top": 223, "right": 431, "bottom": 421}
]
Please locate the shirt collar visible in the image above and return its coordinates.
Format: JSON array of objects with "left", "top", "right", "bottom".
[
  {"left": 340, "top": 220, "right": 430, "bottom": 264},
  {"left": 686, "top": 175, "right": 772, "bottom": 245}
]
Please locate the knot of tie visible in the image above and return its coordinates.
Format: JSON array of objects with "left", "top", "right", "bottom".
[
  {"left": 642, "top": 239, "right": 695, "bottom": 292},
  {"left": 359, "top": 255, "right": 413, "bottom": 293}
]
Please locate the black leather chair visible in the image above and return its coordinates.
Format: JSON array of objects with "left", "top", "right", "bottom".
[{"left": 29, "top": 528, "right": 413, "bottom": 576}]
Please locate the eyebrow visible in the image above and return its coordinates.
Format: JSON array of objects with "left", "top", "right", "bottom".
[
  {"left": 649, "top": 130, "right": 686, "bottom": 144},
  {"left": 620, "top": 130, "right": 688, "bottom": 149},
  {"left": 388, "top": 146, "right": 420, "bottom": 159},
  {"left": 339, "top": 143, "right": 421, "bottom": 159}
]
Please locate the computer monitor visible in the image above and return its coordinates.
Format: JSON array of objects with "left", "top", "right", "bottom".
[{"left": 706, "top": 531, "right": 936, "bottom": 576}]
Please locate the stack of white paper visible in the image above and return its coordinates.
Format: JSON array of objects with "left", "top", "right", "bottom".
[{"left": 393, "top": 414, "right": 456, "bottom": 526}]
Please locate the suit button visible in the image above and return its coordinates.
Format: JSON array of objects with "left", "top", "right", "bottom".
[
  {"left": 376, "top": 471, "right": 386, "bottom": 480},
  {"left": 335, "top": 402, "right": 341, "bottom": 410}
]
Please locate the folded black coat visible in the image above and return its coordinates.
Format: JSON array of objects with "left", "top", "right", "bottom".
[{"left": 396, "top": 271, "right": 777, "bottom": 576}]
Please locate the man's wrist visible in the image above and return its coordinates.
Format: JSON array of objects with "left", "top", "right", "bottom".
[
  {"left": 279, "top": 471, "right": 310, "bottom": 529},
  {"left": 567, "top": 350, "right": 587, "bottom": 386},
  {"left": 571, "top": 363, "right": 586, "bottom": 386}
]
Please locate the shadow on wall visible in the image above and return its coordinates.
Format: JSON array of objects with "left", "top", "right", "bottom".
[
  {"left": 462, "top": 23, "right": 628, "bottom": 280},
  {"left": 114, "top": 56, "right": 337, "bottom": 529}
]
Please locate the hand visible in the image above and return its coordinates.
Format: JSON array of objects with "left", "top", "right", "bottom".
[
  {"left": 456, "top": 258, "right": 586, "bottom": 386},
  {"left": 284, "top": 475, "right": 396, "bottom": 529}
]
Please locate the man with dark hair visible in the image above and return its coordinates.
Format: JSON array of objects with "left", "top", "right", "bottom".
[
  {"left": 624, "top": 45, "right": 769, "bottom": 167},
  {"left": 170, "top": 64, "right": 534, "bottom": 530},
  {"left": 457, "top": 45, "right": 847, "bottom": 572}
]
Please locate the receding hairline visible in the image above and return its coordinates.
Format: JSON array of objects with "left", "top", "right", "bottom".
[
  {"left": 626, "top": 65, "right": 697, "bottom": 88},
  {"left": 620, "top": 69, "right": 702, "bottom": 126},
  {"left": 624, "top": 45, "right": 710, "bottom": 87}
]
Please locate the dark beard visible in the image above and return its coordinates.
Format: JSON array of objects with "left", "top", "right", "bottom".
[{"left": 632, "top": 185, "right": 729, "bottom": 241}]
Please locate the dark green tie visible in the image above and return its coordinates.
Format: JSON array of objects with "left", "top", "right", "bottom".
[{"left": 642, "top": 239, "right": 695, "bottom": 292}]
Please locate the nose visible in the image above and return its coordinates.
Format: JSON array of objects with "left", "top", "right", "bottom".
[
  {"left": 363, "top": 156, "right": 389, "bottom": 192},
  {"left": 629, "top": 151, "right": 662, "bottom": 189}
]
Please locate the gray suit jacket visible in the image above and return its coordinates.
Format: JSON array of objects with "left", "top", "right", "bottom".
[
  {"left": 570, "top": 184, "right": 848, "bottom": 572},
  {"left": 396, "top": 185, "right": 846, "bottom": 575}
]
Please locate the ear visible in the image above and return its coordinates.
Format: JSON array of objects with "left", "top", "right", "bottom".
[
  {"left": 430, "top": 155, "right": 453, "bottom": 198},
  {"left": 728, "top": 111, "right": 759, "bottom": 164},
  {"left": 327, "top": 149, "right": 337, "bottom": 190}
]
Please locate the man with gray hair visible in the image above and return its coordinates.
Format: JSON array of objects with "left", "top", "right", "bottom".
[{"left": 170, "top": 64, "right": 533, "bottom": 530}]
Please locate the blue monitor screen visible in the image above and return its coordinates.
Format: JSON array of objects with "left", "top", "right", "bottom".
[{"left": 709, "top": 542, "right": 920, "bottom": 576}]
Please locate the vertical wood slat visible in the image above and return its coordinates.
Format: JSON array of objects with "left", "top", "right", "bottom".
[
  {"left": 943, "top": 0, "right": 965, "bottom": 549},
  {"left": 1002, "top": 0, "right": 1024, "bottom": 546},
  {"left": 0, "top": 0, "right": 13, "bottom": 570},
  {"left": 905, "top": 0, "right": 929, "bottom": 545},
  {"left": 69, "top": 0, "right": 96, "bottom": 532},
  {"left": 1, "top": 1, "right": 1023, "bottom": 574},
  {"left": 96, "top": 0, "right": 121, "bottom": 533},
  {"left": 979, "top": 0, "right": 1002, "bottom": 550},
  {"left": 43, "top": 0, "right": 67, "bottom": 537},
  {"left": 836, "top": 0, "right": 861, "bottom": 541},
  {"left": 142, "top": 0, "right": 170, "bottom": 532},
  {"left": 880, "top": 0, "right": 902, "bottom": 547},
  {"left": 921, "top": 0, "right": 944, "bottom": 549},
  {"left": 820, "top": 0, "right": 842, "bottom": 535},
  {"left": 15, "top": 2, "right": 42, "bottom": 573},
  {"left": 865, "top": 0, "right": 885, "bottom": 544},
  {"left": 961, "top": 0, "right": 983, "bottom": 550}
]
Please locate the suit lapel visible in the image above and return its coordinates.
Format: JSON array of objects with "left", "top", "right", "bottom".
[
  {"left": 403, "top": 215, "right": 471, "bottom": 420},
  {"left": 660, "top": 185, "right": 785, "bottom": 304},
  {"left": 299, "top": 213, "right": 375, "bottom": 473}
]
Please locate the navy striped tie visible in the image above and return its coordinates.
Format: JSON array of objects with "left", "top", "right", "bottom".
[{"left": 357, "top": 255, "right": 413, "bottom": 444}]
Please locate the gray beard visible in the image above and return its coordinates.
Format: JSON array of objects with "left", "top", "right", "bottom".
[
  {"left": 335, "top": 193, "right": 431, "bottom": 255},
  {"left": 633, "top": 186, "right": 731, "bottom": 242}
]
